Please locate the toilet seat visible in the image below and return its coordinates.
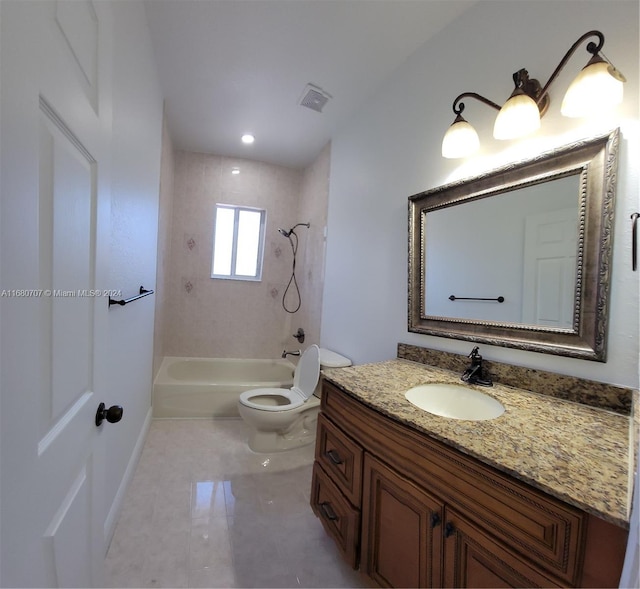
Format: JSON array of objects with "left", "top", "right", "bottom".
[
  {"left": 238, "top": 345, "right": 320, "bottom": 413},
  {"left": 239, "top": 386, "right": 307, "bottom": 411}
]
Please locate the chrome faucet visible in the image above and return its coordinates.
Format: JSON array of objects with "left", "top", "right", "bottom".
[
  {"left": 461, "top": 346, "right": 493, "bottom": 386},
  {"left": 282, "top": 349, "right": 301, "bottom": 358}
]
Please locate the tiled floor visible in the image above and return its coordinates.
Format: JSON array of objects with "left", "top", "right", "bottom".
[{"left": 105, "top": 419, "right": 370, "bottom": 588}]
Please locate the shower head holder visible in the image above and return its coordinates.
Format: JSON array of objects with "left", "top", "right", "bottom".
[{"left": 277, "top": 222, "right": 310, "bottom": 239}]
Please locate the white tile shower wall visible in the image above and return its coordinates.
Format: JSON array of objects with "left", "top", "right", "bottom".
[
  {"left": 163, "top": 145, "right": 330, "bottom": 359},
  {"left": 153, "top": 113, "right": 176, "bottom": 379},
  {"left": 295, "top": 142, "right": 331, "bottom": 350}
]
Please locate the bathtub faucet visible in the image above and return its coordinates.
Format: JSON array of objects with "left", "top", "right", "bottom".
[{"left": 282, "top": 349, "right": 301, "bottom": 358}]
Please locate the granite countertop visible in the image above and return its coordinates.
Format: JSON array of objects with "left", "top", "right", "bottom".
[{"left": 322, "top": 359, "right": 631, "bottom": 529}]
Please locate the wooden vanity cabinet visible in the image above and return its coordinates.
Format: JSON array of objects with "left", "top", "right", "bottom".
[{"left": 311, "top": 380, "right": 627, "bottom": 588}]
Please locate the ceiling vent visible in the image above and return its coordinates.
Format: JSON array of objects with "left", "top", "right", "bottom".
[{"left": 299, "top": 83, "right": 332, "bottom": 113}]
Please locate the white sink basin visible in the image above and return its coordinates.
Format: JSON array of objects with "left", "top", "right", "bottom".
[{"left": 405, "top": 383, "right": 505, "bottom": 421}]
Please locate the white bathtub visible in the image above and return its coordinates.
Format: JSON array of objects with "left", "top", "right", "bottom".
[{"left": 153, "top": 356, "right": 295, "bottom": 418}]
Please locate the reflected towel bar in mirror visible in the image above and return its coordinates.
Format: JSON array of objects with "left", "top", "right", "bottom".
[
  {"left": 109, "top": 286, "right": 154, "bottom": 307},
  {"left": 449, "top": 295, "right": 505, "bottom": 303}
]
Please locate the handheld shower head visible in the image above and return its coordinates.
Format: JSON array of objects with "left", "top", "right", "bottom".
[{"left": 277, "top": 222, "right": 310, "bottom": 314}]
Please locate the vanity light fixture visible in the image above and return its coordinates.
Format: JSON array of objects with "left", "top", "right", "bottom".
[
  {"left": 441, "top": 30, "right": 626, "bottom": 159},
  {"left": 231, "top": 167, "right": 240, "bottom": 175}
]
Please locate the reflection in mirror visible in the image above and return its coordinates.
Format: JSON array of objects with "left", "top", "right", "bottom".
[
  {"left": 424, "top": 175, "right": 579, "bottom": 327},
  {"left": 408, "top": 129, "right": 619, "bottom": 361}
]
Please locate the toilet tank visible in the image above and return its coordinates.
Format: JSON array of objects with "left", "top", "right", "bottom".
[
  {"left": 319, "top": 348, "right": 352, "bottom": 368},
  {"left": 314, "top": 348, "right": 352, "bottom": 398}
]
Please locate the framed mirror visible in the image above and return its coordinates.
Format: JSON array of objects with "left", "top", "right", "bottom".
[{"left": 408, "top": 129, "right": 619, "bottom": 361}]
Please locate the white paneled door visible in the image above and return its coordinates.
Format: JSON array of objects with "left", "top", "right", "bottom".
[
  {"left": 1, "top": 1, "right": 113, "bottom": 586},
  {"left": 522, "top": 208, "right": 578, "bottom": 328}
]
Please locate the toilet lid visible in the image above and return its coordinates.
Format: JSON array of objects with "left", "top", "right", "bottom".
[
  {"left": 293, "top": 344, "right": 320, "bottom": 400},
  {"left": 319, "top": 348, "right": 352, "bottom": 368}
]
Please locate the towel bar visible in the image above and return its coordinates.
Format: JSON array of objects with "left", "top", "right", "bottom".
[{"left": 109, "top": 286, "right": 154, "bottom": 307}]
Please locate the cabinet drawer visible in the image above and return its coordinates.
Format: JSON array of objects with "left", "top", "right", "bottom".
[
  {"left": 315, "top": 413, "right": 363, "bottom": 507},
  {"left": 311, "top": 462, "right": 360, "bottom": 568}
]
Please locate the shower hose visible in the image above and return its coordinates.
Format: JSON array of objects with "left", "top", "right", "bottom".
[{"left": 282, "top": 229, "right": 301, "bottom": 313}]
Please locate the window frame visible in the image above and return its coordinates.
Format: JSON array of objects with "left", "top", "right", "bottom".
[{"left": 211, "top": 203, "right": 267, "bottom": 282}]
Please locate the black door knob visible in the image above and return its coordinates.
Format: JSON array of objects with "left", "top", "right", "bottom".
[{"left": 95, "top": 403, "right": 124, "bottom": 426}]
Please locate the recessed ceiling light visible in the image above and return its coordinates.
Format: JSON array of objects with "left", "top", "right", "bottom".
[
  {"left": 231, "top": 167, "right": 240, "bottom": 175},
  {"left": 241, "top": 134, "right": 255, "bottom": 144}
]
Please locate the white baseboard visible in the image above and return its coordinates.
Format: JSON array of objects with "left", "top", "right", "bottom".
[{"left": 103, "top": 407, "right": 153, "bottom": 551}]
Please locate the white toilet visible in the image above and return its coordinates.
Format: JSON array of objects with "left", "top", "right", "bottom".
[{"left": 238, "top": 345, "right": 352, "bottom": 452}]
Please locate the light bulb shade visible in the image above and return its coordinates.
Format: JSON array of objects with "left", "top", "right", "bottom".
[
  {"left": 441, "top": 117, "right": 480, "bottom": 158},
  {"left": 561, "top": 58, "right": 624, "bottom": 118},
  {"left": 493, "top": 92, "right": 541, "bottom": 140}
]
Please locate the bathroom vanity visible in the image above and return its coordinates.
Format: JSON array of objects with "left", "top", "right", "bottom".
[{"left": 310, "top": 359, "right": 631, "bottom": 588}]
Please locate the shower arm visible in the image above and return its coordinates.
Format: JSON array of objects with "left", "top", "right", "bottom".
[{"left": 279, "top": 222, "right": 310, "bottom": 238}]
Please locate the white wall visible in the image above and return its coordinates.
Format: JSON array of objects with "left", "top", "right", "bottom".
[
  {"left": 104, "top": 0, "right": 163, "bottom": 540},
  {"left": 322, "top": 0, "right": 639, "bottom": 388}
]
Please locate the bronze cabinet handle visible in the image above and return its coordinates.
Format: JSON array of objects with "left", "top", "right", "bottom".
[
  {"left": 319, "top": 501, "right": 339, "bottom": 521},
  {"left": 326, "top": 449, "right": 343, "bottom": 465}
]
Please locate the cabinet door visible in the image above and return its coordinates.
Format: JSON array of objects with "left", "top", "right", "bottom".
[
  {"left": 361, "top": 454, "right": 444, "bottom": 588},
  {"left": 442, "top": 508, "right": 562, "bottom": 588}
]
